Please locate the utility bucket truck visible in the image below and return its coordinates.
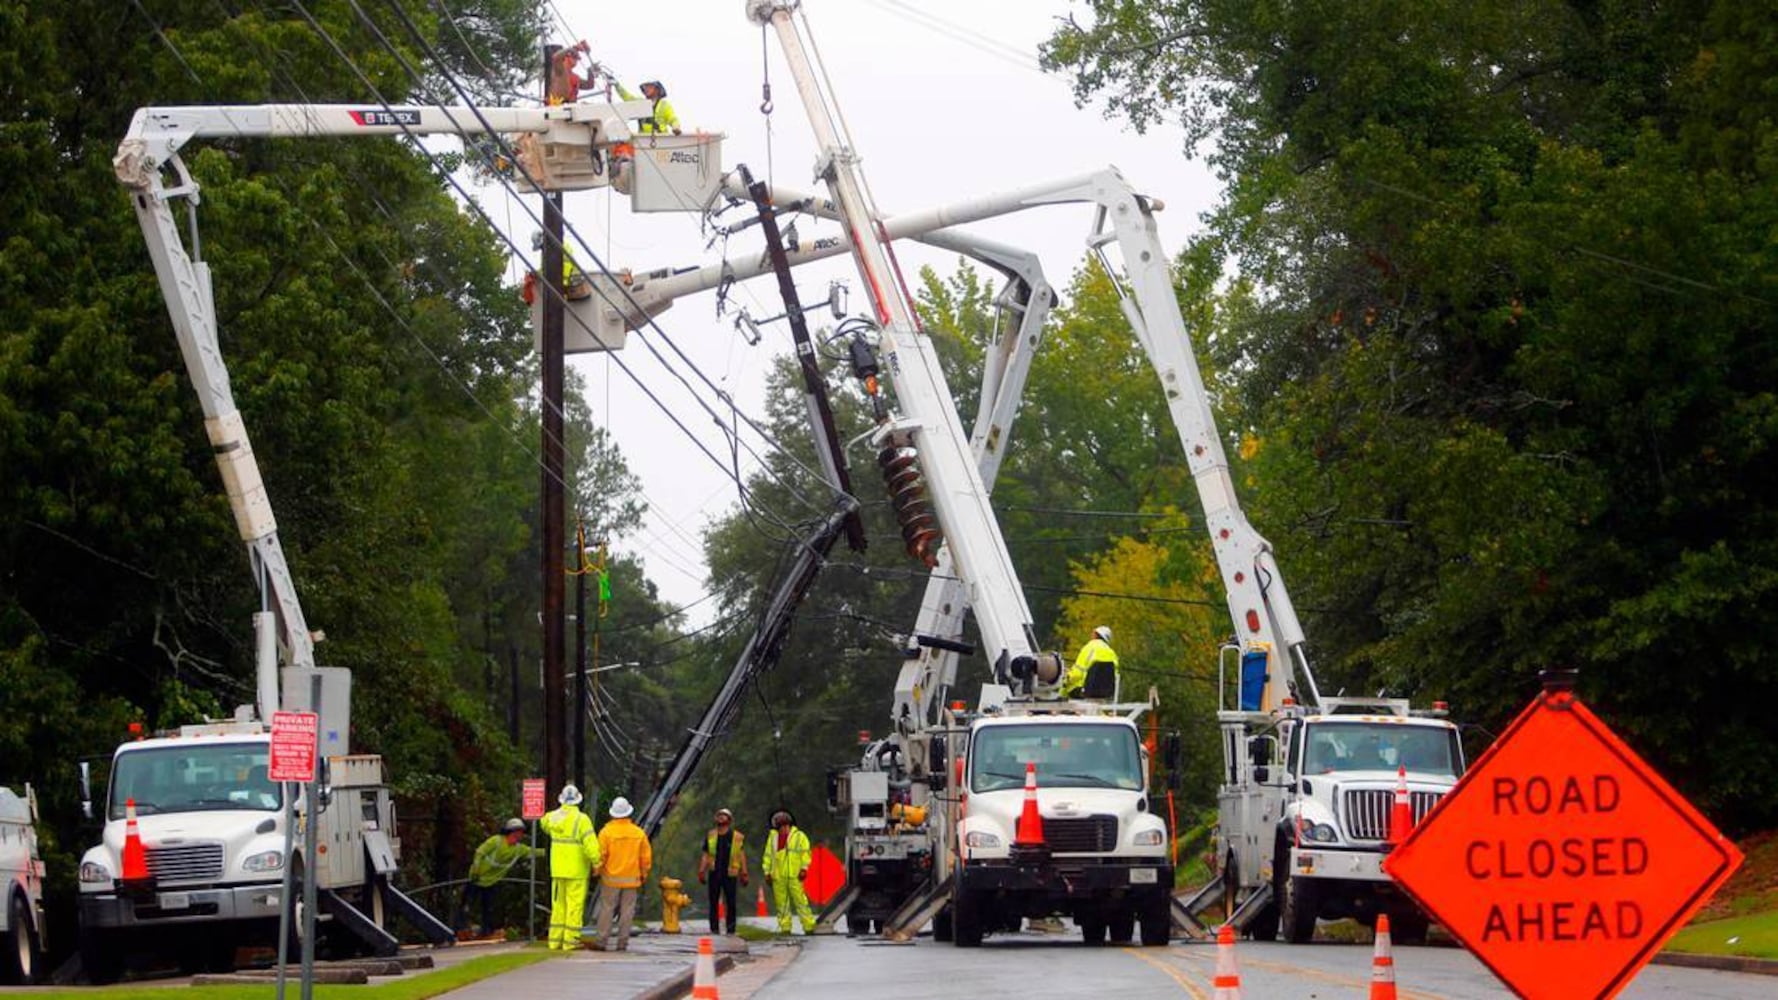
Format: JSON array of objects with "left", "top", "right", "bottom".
[{"left": 0, "top": 785, "right": 46, "bottom": 984}]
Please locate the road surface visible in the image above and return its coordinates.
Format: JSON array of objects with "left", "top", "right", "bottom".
[{"left": 748, "top": 930, "right": 1771, "bottom": 999}]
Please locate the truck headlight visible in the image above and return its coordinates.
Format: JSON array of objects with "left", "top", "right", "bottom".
[
  {"left": 243, "top": 850, "right": 285, "bottom": 873},
  {"left": 80, "top": 861, "right": 113, "bottom": 884},
  {"left": 964, "top": 832, "right": 1001, "bottom": 848},
  {"left": 1300, "top": 821, "right": 1338, "bottom": 844},
  {"left": 1132, "top": 829, "right": 1165, "bottom": 846}
]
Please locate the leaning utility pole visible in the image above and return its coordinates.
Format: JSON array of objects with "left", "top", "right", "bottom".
[{"left": 540, "top": 42, "right": 568, "bottom": 794}]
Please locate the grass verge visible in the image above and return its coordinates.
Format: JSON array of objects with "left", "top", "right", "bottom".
[
  {"left": 1668, "top": 910, "right": 1778, "bottom": 960},
  {"left": 31, "top": 950, "right": 554, "bottom": 1000}
]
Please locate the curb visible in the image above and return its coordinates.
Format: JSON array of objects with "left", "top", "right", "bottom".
[
  {"left": 1653, "top": 952, "right": 1778, "bottom": 977},
  {"left": 632, "top": 954, "right": 735, "bottom": 1000}
]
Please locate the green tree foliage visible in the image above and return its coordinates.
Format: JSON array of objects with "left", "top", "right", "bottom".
[
  {"left": 1046, "top": 1, "right": 1778, "bottom": 829},
  {"left": 0, "top": 0, "right": 681, "bottom": 920}
]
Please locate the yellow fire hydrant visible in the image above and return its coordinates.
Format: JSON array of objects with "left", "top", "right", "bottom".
[{"left": 659, "top": 876, "right": 692, "bottom": 934}]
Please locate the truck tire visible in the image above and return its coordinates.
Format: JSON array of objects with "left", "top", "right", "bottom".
[
  {"left": 1078, "top": 916, "right": 1106, "bottom": 946},
  {"left": 1138, "top": 895, "right": 1171, "bottom": 947},
  {"left": 951, "top": 889, "right": 984, "bottom": 948},
  {"left": 5, "top": 894, "right": 39, "bottom": 985},
  {"left": 932, "top": 907, "right": 953, "bottom": 942},
  {"left": 78, "top": 925, "right": 123, "bottom": 985},
  {"left": 1107, "top": 915, "right": 1134, "bottom": 944},
  {"left": 1278, "top": 874, "right": 1318, "bottom": 944},
  {"left": 1391, "top": 911, "right": 1429, "bottom": 946}
]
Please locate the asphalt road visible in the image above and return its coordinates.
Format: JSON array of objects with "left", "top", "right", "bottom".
[{"left": 750, "top": 930, "right": 1773, "bottom": 999}]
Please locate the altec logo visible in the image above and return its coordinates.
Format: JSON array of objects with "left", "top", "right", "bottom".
[
  {"left": 1385, "top": 690, "right": 1742, "bottom": 999},
  {"left": 668, "top": 152, "right": 700, "bottom": 165},
  {"left": 348, "top": 109, "right": 422, "bottom": 127}
]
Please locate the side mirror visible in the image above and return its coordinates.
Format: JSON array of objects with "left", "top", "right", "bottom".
[
  {"left": 928, "top": 736, "right": 947, "bottom": 776},
  {"left": 316, "top": 759, "right": 333, "bottom": 811},
  {"left": 1254, "top": 765, "right": 1270, "bottom": 783},
  {"left": 79, "top": 761, "right": 94, "bottom": 820}
]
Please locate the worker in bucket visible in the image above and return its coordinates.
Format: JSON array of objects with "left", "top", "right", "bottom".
[
  {"left": 540, "top": 784, "right": 602, "bottom": 950},
  {"left": 530, "top": 231, "right": 592, "bottom": 301},
  {"left": 1063, "top": 625, "right": 1120, "bottom": 699},
  {"left": 592, "top": 796, "right": 652, "bottom": 951},
  {"left": 762, "top": 809, "right": 816, "bottom": 935},
  {"left": 697, "top": 807, "right": 749, "bottom": 935},
  {"left": 615, "top": 79, "right": 680, "bottom": 135},
  {"left": 456, "top": 817, "right": 542, "bottom": 939}
]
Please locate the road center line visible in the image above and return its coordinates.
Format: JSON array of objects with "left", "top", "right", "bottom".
[
  {"left": 1122, "top": 947, "right": 1211, "bottom": 999},
  {"left": 1172, "top": 946, "right": 1444, "bottom": 1000}
]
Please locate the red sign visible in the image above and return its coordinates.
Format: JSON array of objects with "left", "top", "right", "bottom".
[
  {"left": 805, "top": 844, "right": 845, "bottom": 906},
  {"left": 521, "top": 778, "right": 547, "bottom": 821},
  {"left": 1384, "top": 689, "right": 1742, "bottom": 999},
  {"left": 268, "top": 711, "right": 319, "bottom": 783}
]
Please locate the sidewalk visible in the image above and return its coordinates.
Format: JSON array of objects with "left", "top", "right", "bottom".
[{"left": 440, "top": 932, "right": 755, "bottom": 1000}]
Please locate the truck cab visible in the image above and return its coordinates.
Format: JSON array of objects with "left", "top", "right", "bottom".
[
  {"left": 1, "top": 785, "right": 46, "bottom": 984},
  {"left": 1215, "top": 692, "right": 1463, "bottom": 943},
  {"left": 950, "top": 704, "right": 1173, "bottom": 947}
]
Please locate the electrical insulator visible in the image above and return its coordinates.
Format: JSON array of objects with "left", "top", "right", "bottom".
[{"left": 879, "top": 445, "right": 942, "bottom": 567}]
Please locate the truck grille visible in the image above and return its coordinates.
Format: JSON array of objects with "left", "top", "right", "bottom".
[
  {"left": 1044, "top": 815, "right": 1118, "bottom": 853},
  {"left": 1341, "top": 790, "right": 1442, "bottom": 842},
  {"left": 146, "top": 842, "right": 225, "bottom": 884}
]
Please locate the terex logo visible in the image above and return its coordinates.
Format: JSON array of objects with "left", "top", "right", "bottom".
[
  {"left": 668, "top": 151, "right": 701, "bottom": 165},
  {"left": 348, "top": 109, "right": 422, "bottom": 127}
]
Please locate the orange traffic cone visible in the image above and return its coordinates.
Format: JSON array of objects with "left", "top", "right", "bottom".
[
  {"left": 121, "top": 797, "right": 149, "bottom": 883},
  {"left": 1212, "top": 923, "right": 1242, "bottom": 999},
  {"left": 1386, "top": 766, "right": 1413, "bottom": 847},
  {"left": 756, "top": 885, "right": 768, "bottom": 918},
  {"left": 1370, "top": 914, "right": 1397, "bottom": 999},
  {"left": 718, "top": 898, "right": 726, "bottom": 927},
  {"left": 691, "top": 936, "right": 720, "bottom": 999},
  {"left": 1013, "top": 762, "right": 1044, "bottom": 846}
]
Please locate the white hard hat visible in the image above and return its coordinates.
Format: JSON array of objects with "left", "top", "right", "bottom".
[
  {"left": 609, "top": 796, "right": 634, "bottom": 819},
  {"left": 557, "top": 783, "right": 583, "bottom": 806},
  {"left": 1094, "top": 625, "right": 1112, "bottom": 642}
]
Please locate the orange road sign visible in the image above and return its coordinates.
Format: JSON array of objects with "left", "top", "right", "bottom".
[{"left": 1384, "top": 687, "right": 1742, "bottom": 999}]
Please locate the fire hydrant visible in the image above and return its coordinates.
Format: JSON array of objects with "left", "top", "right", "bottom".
[{"left": 659, "top": 876, "right": 692, "bottom": 934}]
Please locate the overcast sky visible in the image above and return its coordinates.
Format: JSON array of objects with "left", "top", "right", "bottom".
[{"left": 521, "top": 1, "right": 1222, "bottom": 622}]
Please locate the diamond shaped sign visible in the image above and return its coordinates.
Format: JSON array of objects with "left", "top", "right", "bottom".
[{"left": 1385, "top": 689, "right": 1742, "bottom": 999}]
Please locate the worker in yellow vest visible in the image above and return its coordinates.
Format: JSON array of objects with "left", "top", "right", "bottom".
[
  {"left": 1063, "top": 625, "right": 1120, "bottom": 699},
  {"left": 540, "top": 784, "right": 601, "bottom": 950},
  {"left": 697, "top": 807, "right": 749, "bottom": 934},
  {"left": 761, "top": 810, "right": 815, "bottom": 934}
]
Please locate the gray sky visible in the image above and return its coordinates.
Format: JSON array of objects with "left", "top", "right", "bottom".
[{"left": 523, "top": 1, "right": 1221, "bottom": 621}]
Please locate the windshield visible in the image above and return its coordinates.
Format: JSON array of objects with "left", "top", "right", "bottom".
[
  {"left": 970, "top": 723, "right": 1143, "bottom": 793},
  {"left": 1301, "top": 722, "right": 1461, "bottom": 777},
  {"left": 109, "top": 743, "right": 281, "bottom": 819}
]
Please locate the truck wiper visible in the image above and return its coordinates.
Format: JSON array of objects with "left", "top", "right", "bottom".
[{"left": 1051, "top": 772, "right": 1118, "bottom": 787}]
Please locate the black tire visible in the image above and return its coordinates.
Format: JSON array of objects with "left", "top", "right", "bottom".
[
  {"left": 78, "top": 925, "right": 123, "bottom": 985},
  {"left": 951, "top": 889, "right": 983, "bottom": 948},
  {"left": 5, "top": 894, "right": 39, "bottom": 985},
  {"left": 1278, "top": 874, "right": 1318, "bottom": 944},
  {"left": 932, "top": 907, "right": 953, "bottom": 942},
  {"left": 1078, "top": 916, "right": 1106, "bottom": 946},
  {"left": 1391, "top": 911, "right": 1430, "bottom": 946},
  {"left": 1108, "top": 915, "right": 1134, "bottom": 944},
  {"left": 1138, "top": 896, "right": 1172, "bottom": 947}
]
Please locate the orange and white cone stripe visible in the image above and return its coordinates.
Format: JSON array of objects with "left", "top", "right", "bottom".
[
  {"left": 1212, "top": 923, "right": 1242, "bottom": 999},
  {"left": 692, "top": 935, "right": 720, "bottom": 999},
  {"left": 1370, "top": 914, "right": 1397, "bottom": 1000}
]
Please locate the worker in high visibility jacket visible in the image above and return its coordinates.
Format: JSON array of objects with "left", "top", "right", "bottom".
[
  {"left": 1062, "top": 625, "right": 1120, "bottom": 698},
  {"left": 592, "top": 797, "right": 652, "bottom": 951},
  {"left": 615, "top": 80, "right": 680, "bottom": 135},
  {"left": 540, "top": 784, "right": 601, "bottom": 950},
  {"left": 761, "top": 810, "right": 815, "bottom": 934},
  {"left": 697, "top": 807, "right": 749, "bottom": 934},
  {"left": 530, "top": 231, "right": 592, "bottom": 301},
  {"left": 456, "top": 817, "right": 542, "bottom": 937}
]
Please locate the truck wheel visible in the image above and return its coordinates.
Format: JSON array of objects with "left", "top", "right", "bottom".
[
  {"left": 1138, "top": 896, "right": 1172, "bottom": 947},
  {"left": 1391, "top": 911, "right": 1429, "bottom": 946},
  {"left": 932, "top": 908, "right": 953, "bottom": 942},
  {"left": 1278, "top": 874, "right": 1318, "bottom": 944},
  {"left": 78, "top": 925, "right": 123, "bottom": 985},
  {"left": 5, "top": 894, "right": 39, "bottom": 984},
  {"left": 1107, "top": 915, "right": 1134, "bottom": 944},
  {"left": 951, "top": 890, "right": 984, "bottom": 948},
  {"left": 1078, "top": 916, "right": 1106, "bottom": 946}
]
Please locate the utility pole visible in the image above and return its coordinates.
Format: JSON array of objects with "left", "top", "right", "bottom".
[
  {"left": 540, "top": 42, "right": 567, "bottom": 794},
  {"left": 574, "top": 521, "right": 588, "bottom": 792}
]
